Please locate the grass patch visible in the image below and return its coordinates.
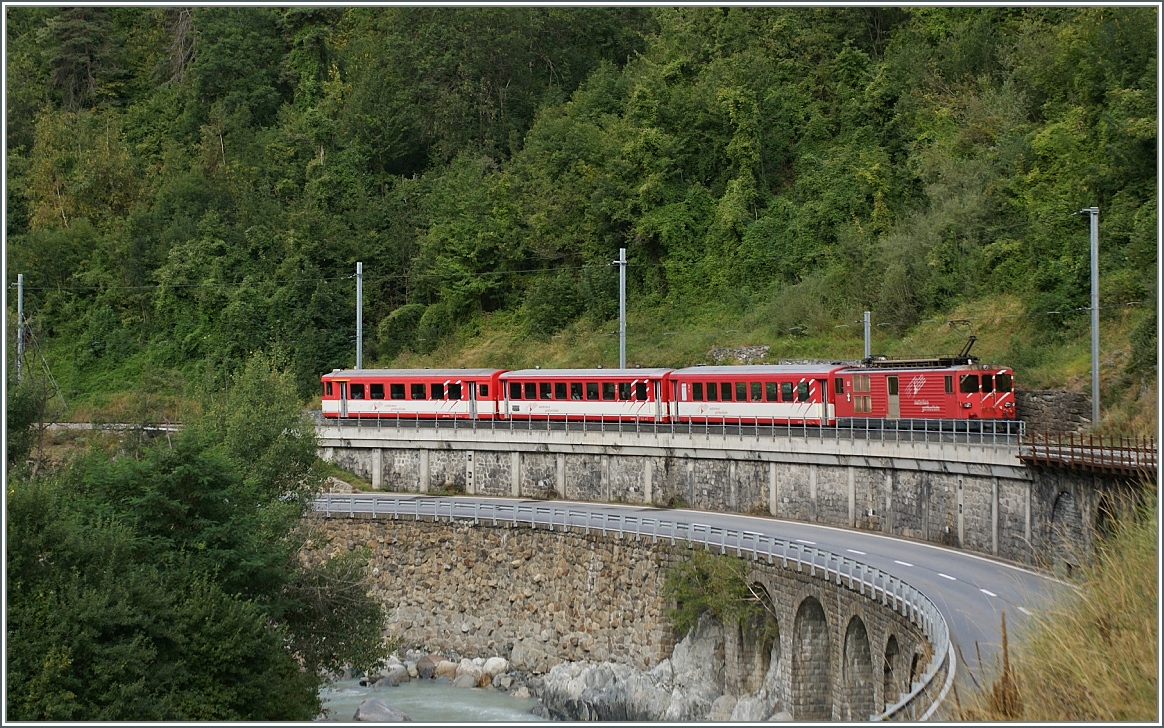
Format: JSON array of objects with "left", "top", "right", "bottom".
[
  {"left": 954, "top": 488, "right": 1158, "bottom": 721},
  {"left": 318, "top": 461, "right": 374, "bottom": 492}
]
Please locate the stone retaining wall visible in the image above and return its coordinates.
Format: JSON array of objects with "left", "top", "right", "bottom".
[
  {"left": 1015, "top": 389, "right": 1092, "bottom": 433},
  {"left": 324, "top": 444, "right": 1114, "bottom": 571}
]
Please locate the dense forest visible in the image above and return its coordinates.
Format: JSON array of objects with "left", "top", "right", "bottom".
[{"left": 5, "top": 6, "right": 1158, "bottom": 427}]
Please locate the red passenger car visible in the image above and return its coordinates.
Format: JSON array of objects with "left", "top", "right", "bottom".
[
  {"left": 320, "top": 368, "right": 506, "bottom": 419},
  {"left": 670, "top": 365, "right": 844, "bottom": 425},
  {"left": 499, "top": 368, "right": 672, "bottom": 421}
]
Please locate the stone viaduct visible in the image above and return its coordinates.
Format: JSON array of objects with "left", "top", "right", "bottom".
[{"left": 313, "top": 418, "right": 1143, "bottom": 720}]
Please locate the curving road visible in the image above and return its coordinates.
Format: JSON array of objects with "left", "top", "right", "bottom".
[{"left": 316, "top": 492, "right": 1073, "bottom": 712}]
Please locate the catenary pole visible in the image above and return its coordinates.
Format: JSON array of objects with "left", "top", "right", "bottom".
[
  {"left": 618, "top": 247, "right": 626, "bottom": 369},
  {"left": 356, "top": 262, "right": 363, "bottom": 370},
  {"left": 863, "top": 310, "right": 871, "bottom": 360},
  {"left": 17, "top": 273, "right": 24, "bottom": 382},
  {"left": 1086, "top": 207, "right": 1099, "bottom": 427}
]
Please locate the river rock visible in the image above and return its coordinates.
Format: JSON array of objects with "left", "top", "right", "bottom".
[
  {"left": 483, "top": 656, "right": 509, "bottom": 677},
  {"left": 493, "top": 673, "right": 514, "bottom": 690},
  {"left": 513, "top": 686, "right": 530, "bottom": 699},
  {"left": 452, "top": 673, "right": 479, "bottom": 688},
  {"left": 405, "top": 661, "right": 418, "bottom": 678},
  {"left": 353, "top": 697, "right": 411, "bottom": 721},
  {"left": 416, "top": 655, "right": 440, "bottom": 679},
  {"left": 434, "top": 660, "right": 458, "bottom": 680},
  {"left": 455, "top": 659, "right": 484, "bottom": 683},
  {"left": 376, "top": 665, "right": 410, "bottom": 687}
]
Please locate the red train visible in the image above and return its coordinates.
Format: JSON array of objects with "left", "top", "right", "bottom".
[{"left": 320, "top": 357, "right": 1015, "bottom": 425}]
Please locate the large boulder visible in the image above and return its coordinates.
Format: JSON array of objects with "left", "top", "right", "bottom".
[
  {"left": 452, "top": 673, "right": 479, "bottom": 688},
  {"left": 434, "top": 660, "right": 459, "bottom": 680},
  {"left": 483, "top": 656, "right": 510, "bottom": 678},
  {"left": 353, "top": 697, "right": 411, "bottom": 721}
]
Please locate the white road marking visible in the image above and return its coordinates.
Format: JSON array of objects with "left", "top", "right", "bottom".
[
  {"left": 980, "top": 589, "right": 997, "bottom": 597},
  {"left": 939, "top": 573, "right": 957, "bottom": 581},
  {"left": 1018, "top": 607, "right": 1033, "bottom": 616},
  {"left": 846, "top": 549, "right": 866, "bottom": 555},
  {"left": 894, "top": 560, "right": 912, "bottom": 567},
  {"left": 795, "top": 539, "right": 815, "bottom": 545}
]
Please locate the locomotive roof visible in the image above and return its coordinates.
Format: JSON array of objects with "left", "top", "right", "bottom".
[
  {"left": 842, "top": 363, "right": 1011, "bottom": 373},
  {"left": 502, "top": 368, "right": 672, "bottom": 377},
  {"left": 324, "top": 368, "right": 503, "bottom": 378},
  {"left": 671, "top": 365, "right": 842, "bottom": 376}
]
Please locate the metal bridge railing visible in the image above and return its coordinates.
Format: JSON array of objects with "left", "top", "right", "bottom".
[
  {"left": 323, "top": 413, "right": 1024, "bottom": 450},
  {"left": 312, "top": 493, "right": 953, "bottom": 721},
  {"left": 1020, "top": 432, "right": 1157, "bottom": 480}
]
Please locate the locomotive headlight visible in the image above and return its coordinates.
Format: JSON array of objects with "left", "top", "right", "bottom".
[{"left": 961, "top": 402, "right": 972, "bottom": 408}]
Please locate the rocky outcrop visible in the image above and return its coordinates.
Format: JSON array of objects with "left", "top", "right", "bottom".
[{"left": 540, "top": 614, "right": 789, "bottom": 722}]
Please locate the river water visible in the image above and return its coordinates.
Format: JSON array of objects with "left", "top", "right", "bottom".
[{"left": 318, "top": 678, "right": 547, "bottom": 722}]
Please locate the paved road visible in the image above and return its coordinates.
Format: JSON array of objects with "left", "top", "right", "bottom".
[{"left": 316, "top": 492, "right": 1072, "bottom": 707}]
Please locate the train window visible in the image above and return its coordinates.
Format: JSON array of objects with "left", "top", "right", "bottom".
[
  {"left": 855, "top": 395, "right": 872, "bottom": 413},
  {"left": 524, "top": 382, "right": 537, "bottom": 399},
  {"left": 887, "top": 378, "right": 898, "bottom": 396},
  {"left": 540, "top": 382, "right": 553, "bottom": 400},
  {"left": 449, "top": 383, "right": 463, "bottom": 400},
  {"left": 735, "top": 382, "right": 747, "bottom": 401},
  {"left": 960, "top": 374, "right": 979, "bottom": 393},
  {"left": 602, "top": 382, "right": 616, "bottom": 400},
  {"left": 853, "top": 374, "right": 871, "bottom": 392},
  {"left": 944, "top": 376, "right": 953, "bottom": 394},
  {"left": 618, "top": 382, "right": 631, "bottom": 400},
  {"left": 636, "top": 381, "right": 648, "bottom": 400},
  {"left": 480, "top": 384, "right": 489, "bottom": 397},
  {"left": 411, "top": 383, "right": 425, "bottom": 400},
  {"left": 555, "top": 382, "right": 567, "bottom": 399},
  {"left": 390, "top": 383, "right": 405, "bottom": 400},
  {"left": 721, "top": 383, "right": 733, "bottom": 401},
  {"left": 797, "top": 382, "right": 809, "bottom": 402},
  {"left": 350, "top": 384, "right": 365, "bottom": 399},
  {"left": 326, "top": 381, "right": 333, "bottom": 396},
  {"left": 571, "top": 383, "right": 583, "bottom": 400},
  {"left": 706, "top": 382, "right": 717, "bottom": 401},
  {"left": 995, "top": 373, "right": 1012, "bottom": 392},
  {"left": 431, "top": 383, "right": 445, "bottom": 400},
  {"left": 370, "top": 383, "right": 385, "bottom": 400},
  {"left": 750, "top": 382, "right": 762, "bottom": 401},
  {"left": 693, "top": 382, "right": 704, "bottom": 401},
  {"left": 980, "top": 375, "right": 994, "bottom": 393},
  {"left": 781, "top": 382, "right": 793, "bottom": 402},
  {"left": 834, "top": 378, "right": 844, "bottom": 395},
  {"left": 766, "top": 382, "right": 778, "bottom": 402},
  {"left": 509, "top": 382, "right": 522, "bottom": 400},
  {"left": 586, "top": 382, "right": 599, "bottom": 400}
]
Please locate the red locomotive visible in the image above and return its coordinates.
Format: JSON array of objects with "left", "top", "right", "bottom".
[{"left": 320, "top": 349, "right": 1014, "bottom": 425}]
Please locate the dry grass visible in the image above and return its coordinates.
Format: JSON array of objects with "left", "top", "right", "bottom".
[{"left": 954, "top": 490, "right": 1159, "bottom": 721}]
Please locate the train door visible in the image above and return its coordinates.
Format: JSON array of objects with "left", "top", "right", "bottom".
[
  {"left": 338, "top": 381, "right": 348, "bottom": 418},
  {"left": 468, "top": 382, "right": 478, "bottom": 420},
  {"left": 816, "top": 379, "right": 829, "bottom": 425},
  {"left": 654, "top": 380, "right": 662, "bottom": 421},
  {"left": 887, "top": 376, "right": 900, "bottom": 419}
]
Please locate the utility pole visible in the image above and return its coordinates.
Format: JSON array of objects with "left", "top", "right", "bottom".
[
  {"left": 863, "top": 310, "right": 871, "bottom": 360},
  {"left": 355, "top": 262, "right": 363, "bottom": 370},
  {"left": 612, "top": 248, "right": 627, "bottom": 369},
  {"left": 1079, "top": 207, "right": 1100, "bottom": 427}
]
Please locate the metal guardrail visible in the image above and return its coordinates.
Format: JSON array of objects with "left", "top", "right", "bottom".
[
  {"left": 1020, "top": 432, "right": 1157, "bottom": 480},
  {"left": 323, "top": 414, "right": 1024, "bottom": 449},
  {"left": 312, "top": 493, "right": 953, "bottom": 721}
]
